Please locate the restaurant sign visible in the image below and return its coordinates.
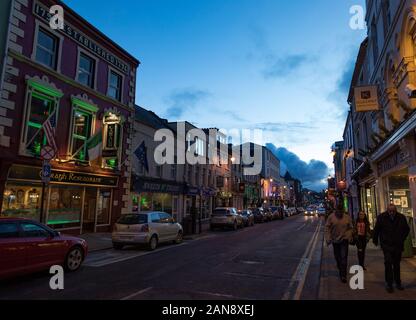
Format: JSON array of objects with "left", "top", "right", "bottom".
[
  {"left": 34, "top": 2, "right": 130, "bottom": 74},
  {"left": 8, "top": 165, "right": 118, "bottom": 187}
]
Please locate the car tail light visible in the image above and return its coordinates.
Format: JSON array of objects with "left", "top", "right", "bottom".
[{"left": 141, "top": 224, "right": 149, "bottom": 232}]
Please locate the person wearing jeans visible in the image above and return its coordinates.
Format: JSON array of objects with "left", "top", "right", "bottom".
[
  {"left": 325, "top": 207, "right": 354, "bottom": 283},
  {"left": 355, "top": 211, "right": 372, "bottom": 270}
]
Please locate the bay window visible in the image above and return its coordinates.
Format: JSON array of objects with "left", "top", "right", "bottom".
[{"left": 102, "top": 112, "right": 122, "bottom": 169}]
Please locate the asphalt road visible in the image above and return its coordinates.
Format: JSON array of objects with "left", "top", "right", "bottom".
[{"left": 0, "top": 215, "right": 324, "bottom": 300}]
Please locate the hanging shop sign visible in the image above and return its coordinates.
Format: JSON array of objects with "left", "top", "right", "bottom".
[
  {"left": 354, "top": 85, "right": 380, "bottom": 112},
  {"left": 8, "top": 165, "right": 118, "bottom": 187},
  {"left": 33, "top": 2, "right": 130, "bottom": 74}
]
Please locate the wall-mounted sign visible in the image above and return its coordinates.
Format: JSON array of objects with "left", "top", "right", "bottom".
[
  {"left": 354, "top": 86, "right": 379, "bottom": 112},
  {"left": 134, "top": 177, "right": 184, "bottom": 194},
  {"left": 34, "top": 2, "right": 130, "bottom": 75},
  {"left": 377, "top": 149, "right": 410, "bottom": 176},
  {"left": 8, "top": 165, "right": 118, "bottom": 187}
]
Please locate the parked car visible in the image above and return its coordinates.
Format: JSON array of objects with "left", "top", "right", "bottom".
[
  {"left": 238, "top": 210, "right": 255, "bottom": 227},
  {"left": 269, "top": 206, "right": 283, "bottom": 220},
  {"left": 112, "top": 212, "right": 183, "bottom": 251},
  {"left": 297, "top": 207, "right": 305, "bottom": 214},
  {"left": 288, "top": 207, "right": 297, "bottom": 216},
  {"left": 0, "top": 218, "right": 88, "bottom": 280},
  {"left": 252, "top": 208, "right": 266, "bottom": 223},
  {"left": 317, "top": 207, "right": 326, "bottom": 217},
  {"left": 210, "top": 207, "right": 243, "bottom": 231},
  {"left": 263, "top": 208, "right": 273, "bottom": 222},
  {"left": 305, "top": 206, "right": 317, "bottom": 216}
]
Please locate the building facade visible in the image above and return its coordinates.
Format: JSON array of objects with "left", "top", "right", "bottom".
[
  {"left": 337, "top": 0, "right": 416, "bottom": 246},
  {"left": 0, "top": 0, "right": 139, "bottom": 234}
]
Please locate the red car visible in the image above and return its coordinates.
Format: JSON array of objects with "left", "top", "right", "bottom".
[{"left": 0, "top": 218, "right": 88, "bottom": 280}]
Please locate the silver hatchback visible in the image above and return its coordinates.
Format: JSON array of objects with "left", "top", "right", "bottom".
[
  {"left": 210, "top": 207, "right": 244, "bottom": 230},
  {"left": 112, "top": 212, "right": 183, "bottom": 251}
]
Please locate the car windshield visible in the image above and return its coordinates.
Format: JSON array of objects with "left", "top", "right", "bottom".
[
  {"left": 306, "top": 207, "right": 314, "bottom": 211},
  {"left": 117, "top": 214, "right": 148, "bottom": 225},
  {"left": 240, "top": 211, "right": 249, "bottom": 215},
  {"left": 213, "top": 209, "right": 229, "bottom": 216}
]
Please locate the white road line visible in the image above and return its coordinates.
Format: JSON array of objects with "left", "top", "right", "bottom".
[
  {"left": 282, "top": 220, "right": 322, "bottom": 300},
  {"left": 84, "top": 243, "right": 187, "bottom": 267},
  {"left": 120, "top": 287, "right": 153, "bottom": 300}
]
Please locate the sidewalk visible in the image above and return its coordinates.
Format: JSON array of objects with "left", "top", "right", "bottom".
[{"left": 319, "top": 238, "right": 416, "bottom": 299}]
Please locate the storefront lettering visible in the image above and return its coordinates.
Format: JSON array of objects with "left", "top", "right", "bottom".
[
  {"left": 34, "top": 2, "right": 129, "bottom": 74},
  {"left": 378, "top": 150, "right": 410, "bottom": 176}
]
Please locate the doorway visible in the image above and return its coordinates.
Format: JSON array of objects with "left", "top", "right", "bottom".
[{"left": 83, "top": 188, "right": 97, "bottom": 233}]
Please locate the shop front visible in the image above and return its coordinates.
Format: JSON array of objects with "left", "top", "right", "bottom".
[
  {"left": 376, "top": 146, "right": 416, "bottom": 247},
  {"left": 132, "top": 176, "right": 183, "bottom": 221},
  {"left": 1, "top": 165, "right": 118, "bottom": 234}
]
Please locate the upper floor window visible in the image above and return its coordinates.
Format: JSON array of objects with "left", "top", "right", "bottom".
[
  {"left": 371, "top": 18, "right": 379, "bottom": 65},
  {"left": 108, "top": 71, "right": 122, "bottom": 101},
  {"left": 78, "top": 53, "right": 96, "bottom": 89},
  {"left": 22, "top": 79, "right": 63, "bottom": 157},
  {"left": 35, "top": 28, "right": 58, "bottom": 69},
  {"left": 102, "top": 113, "right": 122, "bottom": 170}
]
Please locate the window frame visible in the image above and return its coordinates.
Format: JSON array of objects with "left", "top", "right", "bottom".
[
  {"left": 102, "top": 112, "right": 123, "bottom": 170},
  {"left": 107, "top": 67, "right": 124, "bottom": 102},
  {"left": 20, "top": 79, "right": 63, "bottom": 157},
  {"left": 31, "top": 21, "right": 64, "bottom": 73},
  {"left": 68, "top": 97, "right": 98, "bottom": 163},
  {"left": 76, "top": 49, "right": 98, "bottom": 90}
]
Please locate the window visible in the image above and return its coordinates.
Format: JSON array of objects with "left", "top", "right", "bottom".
[
  {"left": 26, "top": 93, "right": 56, "bottom": 157},
  {"left": 47, "top": 186, "right": 83, "bottom": 229},
  {"left": 35, "top": 28, "right": 58, "bottom": 69},
  {"left": 21, "top": 222, "right": 50, "bottom": 238},
  {"left": 1, "top": 184, "right": 43, "bottom": 221},
  {"left": 371, "top": 18, "right": 379, "bottom": 65},
  {"left": 78, "top": 53, "right": 95, "bottom": 88},
  {"left": 108, "top": 71, "right": 122, "bottom": 101},
  {"left": 0, "top": 223, "right": 19, "bottom": 239},
  {"left": 150, "top": 213, "right": 161, "bottom": 223},
  {"left": 71, "top": 109, "right": 93, "bottom": 161},
  {"left": 102, "top": 113, "right": 122, "bottom": 169}
]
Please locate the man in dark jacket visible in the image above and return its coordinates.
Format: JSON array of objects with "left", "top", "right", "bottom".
[{"left": 373, "top": 204, "right": 410, "bottom": 293}]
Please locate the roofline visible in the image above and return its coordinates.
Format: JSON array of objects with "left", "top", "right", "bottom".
[{"left": 54, "top": 0, "right": 140, "bottom": 66}]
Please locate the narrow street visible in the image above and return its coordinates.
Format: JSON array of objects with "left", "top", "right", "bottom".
[{"left": 0, "top": 215, "right": 323, "bottom": 300}]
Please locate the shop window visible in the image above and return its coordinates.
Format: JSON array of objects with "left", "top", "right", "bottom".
[
  {"left": 47, "top": 186, "right": 82, "bottom": 229},
  {"left": 108, "top": 71, "right": 122, "bottom": 101},
  {"left": 140, "top": 193, "right": 152, "bottom": 211},
  {"left": 35, "top": 28, "right": 58, "bottom": 69},
  {"left": 78, "top": 53, "right": 96, "bottom": 88},
  {"left": 102, "top": 113, "right": 122, "bottom": 170},
  {"left": 1, "top": 184, "right": 44, "bottom": 221}
]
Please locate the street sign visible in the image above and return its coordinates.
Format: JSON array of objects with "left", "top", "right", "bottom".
[
  {"left": 42, "top": 161, "right": 51, "bottom": 184},
  {"left": 41, "top": 145, "right": 56, "bottom": 161}
]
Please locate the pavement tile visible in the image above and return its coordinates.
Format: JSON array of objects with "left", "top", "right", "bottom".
[{"left": 319, "top": 236, "right": 416, "bottom": 300}]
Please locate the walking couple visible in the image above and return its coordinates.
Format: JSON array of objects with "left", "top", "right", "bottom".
[{"left": 325, "top": 204, "right": 410, "bottom": 293}]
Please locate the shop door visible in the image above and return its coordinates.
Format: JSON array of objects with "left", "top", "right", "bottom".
[{"left": 83, "top": 188, "right": 97, "bottom": 233}]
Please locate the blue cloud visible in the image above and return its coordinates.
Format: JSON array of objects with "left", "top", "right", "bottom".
[
  {"left": 266, "top": 143, "right": 329, "bottom": 192},
  {"left": 165, "top": 88, "right": 210, "bottom": 119},
  {"left": 263, "top": 54, "right": 314, "bottom": 79}
]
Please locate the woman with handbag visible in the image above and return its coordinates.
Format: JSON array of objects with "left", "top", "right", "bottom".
[{"left": 355, "top": 211, "right": 372, "bottom": 271}]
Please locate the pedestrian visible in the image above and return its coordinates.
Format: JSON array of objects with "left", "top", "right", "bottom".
[
  {"left": 325, "top": 206, "right": 354, "bottom": 283},
  {"left": 355, "top": 211, "right": 372, "bottom": 270},
  {"left": 373, "top": 204, "right": 410, "bottom": 293}
]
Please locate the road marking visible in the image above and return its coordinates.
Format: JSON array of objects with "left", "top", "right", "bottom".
[
  {"left": 282, "top": 219, "right": 322, "bottom": 300},
  {"left": 240, "top": 260, "right": 265, "bottom": 265},
  {"left": 84, "top": 243, "right": 187, "bottom": 267},
  {"left": 120, "top": 287, "right": 153, "bottom": 300}
]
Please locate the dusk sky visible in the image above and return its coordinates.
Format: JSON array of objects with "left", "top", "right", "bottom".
[{"left": 65, "top": 0, "right": 367, "bottom": 190}]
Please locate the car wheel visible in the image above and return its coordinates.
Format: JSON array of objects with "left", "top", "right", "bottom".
[
  {"left": 233, "top": 220, "right": 238, "bottom": 231},
  {"left": 175, "top": 231, "right": 183, "bottom": 244},
  {"left": 113, "top": 243, "right": 124, "bottom": 250},
  {"left": 148, "top": 235, "right": 158, "bottom": 251},
  {"left": 64, "top": 246, "right": 84, "bottom": 272}
]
